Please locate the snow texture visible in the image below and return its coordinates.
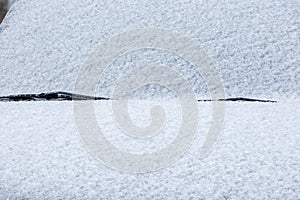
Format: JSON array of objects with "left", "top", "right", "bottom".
[
  {"left": 0, "top": 101, "right": 299, "bottom": 199},
  {"left": 0, "top": 0, "right": 300, "bottom": 199},
  {"left": 0, "top": 0, "right": 299, "bottom": 99}
]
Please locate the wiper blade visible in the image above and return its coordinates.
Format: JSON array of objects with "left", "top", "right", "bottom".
[
  {"left": 0, "top": 91, "right": 109, "bottom": 102},
  {"left": 0, "top": 92, "right": 276, "bottom": 103},
  {"left": 198, "top": 97, "right": 277, "bottom": 103}
]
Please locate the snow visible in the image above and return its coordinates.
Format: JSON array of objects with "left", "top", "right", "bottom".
[
  {"left": 0, "top": 0, "right": 299, "bottom": 99},
  {"left": 0, "top": 0, "right": 300, "bottom": 198},
  {"left": 0, "top": 101, "right": 299, "bottom": 199}
]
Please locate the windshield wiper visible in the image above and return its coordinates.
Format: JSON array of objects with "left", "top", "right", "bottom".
[
  {"left": 0, "top": 92, "right": 276, "bottom": 103},
  {"left": 0, "top": 92, "right": 109, "bottom": 102}
]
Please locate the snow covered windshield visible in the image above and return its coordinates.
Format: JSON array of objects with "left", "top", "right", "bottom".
[{"left": 0, "top": 0, "right": 299, "bottom": 199}]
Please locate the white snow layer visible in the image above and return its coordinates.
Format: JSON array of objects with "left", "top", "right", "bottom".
[
  {"left": 0, "top": 0, "right": 299, "bottom": 99},
  {"left": 0, "top": 101, "right": 299, "bottom": 199},
  {"left": 0, "top": 0, "right": 300, "bottom": 199}
]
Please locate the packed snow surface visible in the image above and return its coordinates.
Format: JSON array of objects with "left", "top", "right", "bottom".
[
  {"left": 0, "top": 0, "right": 299, "bottom": 199},
  {"left": 0, "top": 101, "right": 299, "bottom": 199},
  {"left": 0, "top": 0, "right": 299, "bottom": 99}
]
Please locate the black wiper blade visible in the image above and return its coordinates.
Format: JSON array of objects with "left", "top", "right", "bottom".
[
  {"left": 0, "top": 92, "right": 276, "bottom": 103},
  {"left": 0, "top": 92, "right": 109, "bottom": 102},
  {"left": 198, "top": 97, "right": 277, "bottom": 103}
]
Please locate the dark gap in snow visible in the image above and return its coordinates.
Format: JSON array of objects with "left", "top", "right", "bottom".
[{"left": 0, "top": 92, "right": 277, "bottom": 103}]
